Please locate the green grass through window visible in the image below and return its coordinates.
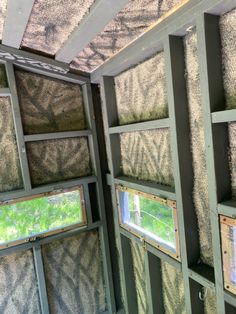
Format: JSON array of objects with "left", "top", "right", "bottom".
[
  {"left": 0, "top": 190, "right": 83, "bottom": 244},
  {"left": 119, "top": 190, "right": 176, "bottom": 248}
]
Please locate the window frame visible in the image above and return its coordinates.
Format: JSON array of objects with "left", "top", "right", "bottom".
[
  {"left": 0, "top": 185, "right": 87, "bottom": 249},
  {"left": 116, "top": 184, "right": 180, "bottom": 260},
  {"left": 220, "top": 215, "right": 236, "bottom": 295}
]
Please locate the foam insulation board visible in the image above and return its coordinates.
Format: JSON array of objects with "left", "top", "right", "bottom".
[
  {"left": 220, "top": 8, "right": 236, "bottom": 109},
  {"left": 21, "top": 0, "right": 95, "bottom": 56},
  {"left": 204, "top": 288, "right": 217, "bottom": 314},
  {"left": 120, "top": 129, "right": 174, "bottom": 187},
  {"left": 228, "top": 122, "right": 236, "bottom": 199},
  {"left": 42, "top": 230, "right": 107, "bottom": 314},
  {"left": 0, "top": 97, "right": 23, "bottom": 192},
  {"left": 0, "top": 250, "right": 41, "bottom": 314},
  {"left": 184, "top": 30, "right": 213, "bottom": 266},
  {"left": 130, "top": 240, "right": 148, "bottom": 314},
  {"left": 161, "top": 261, "right": 186, "bottom": 314},
  {"left": 0, "top": 0, "right": 7, "bottom": 40},
  {"left": 15, "top": 69, "right": 86, "bottom": 135},
  {"left": 0, "top": 64, "right": 8, "bottom": 88},
  {"left": 114, "top": 51, "right": 168, "bottom": 125},
  {"left": 71, "top": 0, "right": 182, "bottom": 72},
  {"left": 26, "top": 137, "right": 91, "bottom": 186}
]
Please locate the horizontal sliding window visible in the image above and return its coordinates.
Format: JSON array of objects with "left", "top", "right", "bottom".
[
  {"left": 0, "top": 186, "right": 86, "bottom": 248},
  {"left": 116, "top": 185, "right": 179, "bottom": 260},
  {"left": 220, "top": 215, "right": 236, "bottom": 295}
]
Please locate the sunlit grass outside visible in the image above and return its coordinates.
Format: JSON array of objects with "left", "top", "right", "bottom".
[
  {"left": 122, "top": 192, "right": 176, "bottom": 247},
  {"left": 0, "top": 190, "right": 83, "bottom": 244}
]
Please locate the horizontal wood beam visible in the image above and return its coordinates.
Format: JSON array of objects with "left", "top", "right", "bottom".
[
  {"left": 24, "top": 130, "right": 91, "bottom": 142},
  {"left": 109, "top": 118, "right": 170, "bottom": 134},
  {"left": 91, "top": 0, "right": 236, "bottom": 83},
  {"left": 56, "top": 0, "right": 129, "bottom": 63},
  {"left": 2, "top": 0, "right": 35, "bottom": 48}
]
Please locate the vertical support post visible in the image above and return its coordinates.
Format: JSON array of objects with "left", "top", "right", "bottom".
[
  {"left": 164, "top": 35, "right": 201, "bottom": 313},
  {"left": 145, "top": 250, "right": 164, "bottom": 314},
  {"left": 100, "top": 76, "right": 138, "bottom": 314},
  {"left": 33, "top": 245, "right": 50, "bottom": 314},
  {"left": 82, "top": 83, "right": 116, "bottom": 313},
  {"left": 5, "top": 61, "right": 32, "bottom": 191},
  {"left": 196, "top": 13, "right": 231, "bottom": 313}
]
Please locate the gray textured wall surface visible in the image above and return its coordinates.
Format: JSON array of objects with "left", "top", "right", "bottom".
[
  {"left": 130, "top": 240, "right": 148, "bottom": 314},
  {"left": 0, "top": 250, "right": 41, "bottom": 314},
  {"left": 120, "top": 129, "right": 174, "bottom": 187},
  {"left": 115, "top": 51, "right": 168, "bottom": 125},
  {"left": 42, "top": 231, "right": 107, "bottom": 314},
  {"left": 26, "top": 137, "right": 91, "bottom": 186},
  {"left": 220, "top": 8, "right": 236, "bottom": 109},
  {"left": 184, "top": 30, "right": 213, "bottom": 267},
  {"left": 0, "top": 97, "right": 23, "bottom": 192},
  {"left": 161, "top": 261, "right": 186, "bottom": 314},
  {"left": 15, "top": 70, "right": 86, "bottom": 135}
]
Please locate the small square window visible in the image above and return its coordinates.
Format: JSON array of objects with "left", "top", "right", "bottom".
[
  {"left": 116, "top": 185, "right": 180, "bottom": 260},
  {"left": 0, "top": 186, "right": 86, "bottom": 249},
  {"left": 220, "top": 215, "right": 236, "bottom": 295}
]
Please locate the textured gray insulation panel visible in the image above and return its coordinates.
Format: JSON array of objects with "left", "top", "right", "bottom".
[
  {"left": 120, "top": 129, "right": 174, "bottom": 187},
  {"left": 26, "top": 137, "right": 92, "bottom": 187},
  {"left": 42, "top": 230, "right": 107, "bottom": 314},
  {"left": 0, "top": 96, "right": 23, "bottom": 192},
  {"left": 130, "top": 240, "right": 148, "bottom": 314},
  {"left": 0, "top": 250, "right": 41, "bottom": 314},
  {"left": 114, "top": 51, "right": 168, "bottom": 125},
  {"left": 15, "top": 69, "right": 86, "bottom": 135},
  {"left": 184, "top": 30, "right": 213, "bottom": 267},
  {"left": 220, "top": 8, "right": 236, "bottom": 110},
  {"left": 161, "top": 261, "right": 186, "bottom": 313}
]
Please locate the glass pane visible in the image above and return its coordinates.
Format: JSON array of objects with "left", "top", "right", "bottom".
[
  {"left": 221, "top": 216, "right": 236, "bottom": 295},
  {"left": 0, "top": 188, "right": 85, "bottom": 246},
  {"left": 117, "top": 187, "right": 177, "bottom": 251}
]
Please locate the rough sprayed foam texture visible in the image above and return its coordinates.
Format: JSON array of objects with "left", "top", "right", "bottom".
[
  {"left": 228, "top": 122, "right": 236, "bottom": 199},
  {"left": 22, "top": 0, "right": 95, "bottom": 55},
  {"left": 220, "top": 8, "right": 236, "bottom": 109},
  {"left": 161, "top": 261, "right": 186, "bottom": 313},
  {"left": 42, "top": 231, "right": 107, "bottom": 314},
  {"left": 120, "top": 129, "right": 174, "bottom": 187},
  {"left": 0, "top": 0, "right": 7, "bottom": 40},
  {"left": 204, "top": 288, "right": 217, "bottom": 314},
  {"left": 115, "top": 51, "right": 168, "bottom": 125},
  {"left": 71, "top": 0, "right": 182, "bottom": 72},
  {"left": 15, "top": 69, "right": 86, "bottom": 135},
  {"left": 0, "top": 97, "right": 23, "bottom": 192},
  {"left": 184, "top": 30, "right": 213, "bottom": 266},
  {"left": 130, "top": 240, "right": 148, "bottom": 313},
  {"left": 0, "top": 250, "right": 40, "bottom": 314},
  {"left": 26, "top": 137, "right": 91, "bottom": 187}
]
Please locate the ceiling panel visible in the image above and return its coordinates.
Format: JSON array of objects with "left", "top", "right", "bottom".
[
  {"left": 71, "top": 0, "right": 182, "bottom": 72},
  {"left": 0, "top": 0, "right": 7, "bottom": 40},
  {"left": 21, "top": 0, "right": 95, "bottom": 56}
]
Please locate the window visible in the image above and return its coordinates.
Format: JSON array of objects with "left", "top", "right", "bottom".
[
  {"left": 220, "top": 215, "right": 236, "bottom": 295},
  {"left": 0, "top": 186, "right": 86, "bottom": 249},
  {"left": 116, "top": 185, "right": 180, "bottom": 260}
]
